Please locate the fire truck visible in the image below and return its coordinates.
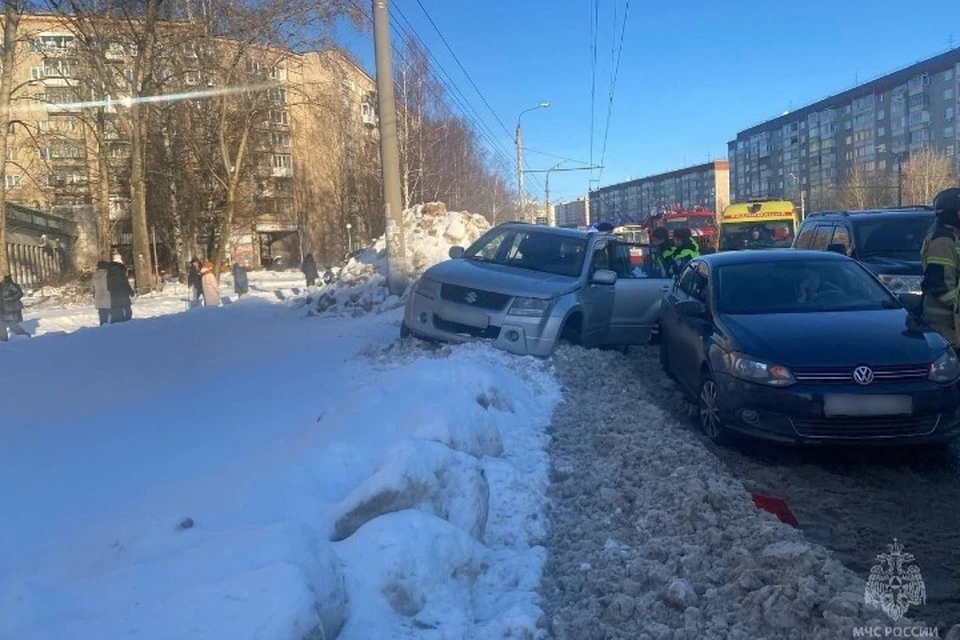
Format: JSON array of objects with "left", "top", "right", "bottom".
[{"left": 644, "top": 204, "right": 719, "bottom": 253}]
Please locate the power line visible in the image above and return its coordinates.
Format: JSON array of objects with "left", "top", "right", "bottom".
[
  {"left": 588, "top": 0, "right": 598, "bottom": 183},
  {"left": 597, "top": 0, "right": 630, "bottom": 185},
  {"left": 387, "top": 2, "right": 546, "bottom": 197},
  {"left": 525, "top": 147, "right": 592, "bottom": 166}
]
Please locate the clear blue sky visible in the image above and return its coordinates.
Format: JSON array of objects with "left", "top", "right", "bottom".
[{"left": 337, "top": 0, "right": 960, "bottom": 205}]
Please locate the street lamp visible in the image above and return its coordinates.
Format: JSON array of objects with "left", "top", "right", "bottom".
[
  {"left": 515, "top": 102, "right": 550, "bottom": 221},
  {"left": 788, "top": 172, "right": 806, "bottom": 220},
  {"left": 544, "top": 161, "right": 565, "bottom": 226},
  {"left": 346, "top": 222, "right": 353, "bottom": 254}
]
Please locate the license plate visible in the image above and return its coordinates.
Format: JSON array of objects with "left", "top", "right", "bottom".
[
  {"left": 823, "top": 394, "right": 912, "bottom": 417},
  {"left": 436, "top": 306, "right": 489, "bottom": 329}
]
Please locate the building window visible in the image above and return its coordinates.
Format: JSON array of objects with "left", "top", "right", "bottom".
[
  {"left": 878, "top": 126, "right": 885, "bottom": 137},
  {"left": 269, "top": 109, "right": 288, "bottom": 126},
  {"left": 269, "top": 88, "right": 286, "bottom": 104},
  {"left": 30, "top": 35, "right": 75, "bottom": 52},
  {"left": 184, "top": 71, "right": 199, "bottom": 85},
  {"left": 945, "top": 88, "right": 955, "bottom": 101},
  {"left": 271, "top": 153, "right": 292, "bottom": 169},
  {"left": 5, "top": 174, "right": 21, "bottom": 188},
  {"left": 877, "top": 109, "right": 885, "bottom": 120},
  {"left": 268, "top": 66, "right": 287, "bottom": 81},
  {"left": 946, "top": 69, "right": 955, "bottom": 82},
  {"left": 948, "top": 145, "right": 956, "bottom": 157},
  {"left": 43, "top": 58, "right": 74, "bottom": 78},
  {"left": 946, "top": 126, "right": 956, "bottom": 139},
  {"left": 269, "top": 131, "right": 290, "bottom": 147}
]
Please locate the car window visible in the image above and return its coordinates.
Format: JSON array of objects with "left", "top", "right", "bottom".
[
  {"left": 810, "top": 225, "right": 835, "bottom": 250},
  {"left": 677, "top": 261, "right": 708, "bottom": 302},
  {"left": 795, "top": 225, "right": 816, "bottom": 248},
  {"left": 853, "top": 215, "right": 935, "bottom": 258},
  {"left": 462, "top": 227, "right": 588, "bottom": 277},
  {"left": 832, "top": 225, "right": 851, "bottom": 252},
  {"left": 611, "top": 242, "right": 664, "bottom": 279},
  {"left": 590, "top": 239, "right": 611, "bottom": 274},
  {"left": 716, "top": 259, "right": 895, "bottom": 314}
]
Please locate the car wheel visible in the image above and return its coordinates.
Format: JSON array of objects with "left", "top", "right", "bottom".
[{"left": 698, "top": 373, "right": 727, "bottom": 444}]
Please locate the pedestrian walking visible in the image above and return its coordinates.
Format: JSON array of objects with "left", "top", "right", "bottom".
[
  {"left": 921, "top": 187, "right": 960, "bottom": 346},
  {"left": 107, "top": 255, "right": 134, "bottom": 323},
  {"left": 188, "top": 257, "right": 203, "bottom": 307},
  {"left": 92, "top": 260, "right": 112, "bottom": 325},
  {"left": 232, "top": 259, "right": 249, "bottom": 298},
  {"left": 200, "top": 260, "right": 221, "bottom": 307},
  {"left": 302, "top": 253, "right": 319, "bottom": 287},
  {"left": 0, "top": 274, "right": 29, "bottom": 340}
]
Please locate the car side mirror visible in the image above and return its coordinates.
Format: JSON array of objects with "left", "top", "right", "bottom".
[
  {"left": 826, "top": 243, "right": 847, "bottom": 255},
  {"left": 675, "top": 299, "right": 707, "bottom": 317},
  {"left": 448, "top": 246, "right": 465, "bottom": 259},
  {"left": 896, "top": 292, "right": 922, "bottom": 316},
  {"left": 591, "top": 269, "right": 617, "bottom": 285}
]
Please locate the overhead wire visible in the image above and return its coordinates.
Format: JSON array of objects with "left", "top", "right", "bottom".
[
  {"left": 588, "top": 0, "right": 598, "bottom": 189},
  {"left": 597, "top": 0, "right": 630, "bottom": 185}
]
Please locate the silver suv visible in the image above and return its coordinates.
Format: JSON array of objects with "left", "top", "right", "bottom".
[{"left": 401, "top": 223, "right": 673, "bottom": 356}]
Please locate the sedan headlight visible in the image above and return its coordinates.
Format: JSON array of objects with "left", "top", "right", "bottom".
[
  {"left": 929, "top": 349, "right": 960, "bottom": 383},
  {"left": 723, "top": 352, "right": 796, "bottom": 387},
  {"left": 415, "top": 276, "right": 441, "bottom": 300},
  {"left": 878, "top": 274, "right": 922, "bottom": 294},
  {"left": 508, "top": 296, "right": 554, "bottom": 317}
]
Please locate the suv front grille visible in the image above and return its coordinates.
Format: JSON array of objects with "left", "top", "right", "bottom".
[
  {"left": 433, "top": 316, "right": 501, "bottom": 340},
  {"left": 440, "top": 283, "right": 511, "bottom": 311},
  {"left": 793, "top": 364, "right": 929, "bottom": 384}
]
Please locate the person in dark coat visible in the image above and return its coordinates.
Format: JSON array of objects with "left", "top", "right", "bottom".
[
  {"left": 107, "top": 256, "right": 134, "bottom": 323},
  {"left": 232, "top": 259, "right": 249, "bottom": 297},
  {"left": 302, "top": 253, "right": 319, "bottom": 287},
  {"left": 188, "top": 257, "right": 203, "bottom": 307},
  {"left": 0, "top": 274, "right": 29, "bottom": 340}
]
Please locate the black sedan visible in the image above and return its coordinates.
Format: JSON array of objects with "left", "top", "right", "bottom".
[{"left": 658, "top": 250, "right": 960, "bottom": 445}]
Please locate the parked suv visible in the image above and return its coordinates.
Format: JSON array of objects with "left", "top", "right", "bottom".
[
  {"left": 792, "top": 206, "right": 935, "bottom": 294},
  {"left": 402, "top": 223, "right": 673, "bottom": 356}
]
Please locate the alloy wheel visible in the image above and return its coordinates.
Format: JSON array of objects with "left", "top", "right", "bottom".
[{"left": 699, "top": 378, "right": 723, "bottom": 441}]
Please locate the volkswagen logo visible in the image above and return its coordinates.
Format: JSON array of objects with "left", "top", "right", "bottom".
[
  {"left": 853, "top": 366, "right": 875, "bottom": 386},
  {"left": 464, "top": 291, "right": 478, "bottom": 304}
]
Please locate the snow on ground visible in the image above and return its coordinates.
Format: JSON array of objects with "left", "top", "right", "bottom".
[
  {"left": 540, "top": 345, "right": 934, "bottom": 640},
  {"left": 313, "top": 202, "right": 490, "bottom": 317},
  {"left": 0, "top": 279, "right": 559, "bottom": 638}
]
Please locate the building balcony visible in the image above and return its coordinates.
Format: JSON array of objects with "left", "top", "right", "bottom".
[{"left": 271, "top": 166, "right": 293, "bottom": 178}]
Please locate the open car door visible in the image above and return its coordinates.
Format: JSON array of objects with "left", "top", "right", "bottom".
[{"left": 604, "top": 241, "right": 674, "bottom": 344}]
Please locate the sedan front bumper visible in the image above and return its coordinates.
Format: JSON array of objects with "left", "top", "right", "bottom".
[
  {"left": 403, "top": 291, "right": 564, "bottom": 357},
  {"left": 712, "top": 371, "right": 960, "bottom": 445}
]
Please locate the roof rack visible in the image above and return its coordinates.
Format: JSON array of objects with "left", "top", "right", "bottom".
[{"left": 805, "top": 205, "right": 934, "bottom": 218}]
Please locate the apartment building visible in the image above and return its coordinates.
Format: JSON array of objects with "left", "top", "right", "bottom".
[
  {"left": 728, "top": 47, "right": 960, "bottom": 208},
  {"left": 3, "top": 14, "right": 378, "bottom": 270},
  {"left": 589, "top": 160, "right": 730, "bottom": 225},
  {"left": 553, "top": 197, "right": 590, "bottom": 228}
]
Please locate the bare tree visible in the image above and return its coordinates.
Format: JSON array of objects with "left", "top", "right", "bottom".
[
  {"left": 902, "top": 147, "right": 955, "bottom": 206},
  {"left": 0, "top": 1, "right": 22, "bottom": 275},
  {"left": 837, "top": 164, "right": 895, "bottom": 210}
]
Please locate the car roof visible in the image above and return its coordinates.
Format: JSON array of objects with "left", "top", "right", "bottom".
[
  {"left": 802, "top": 207, "right": 934, "bottom": 222},
  {"left": 494, "top": 222, "right": 598, "bottom": 239},
  {"left": 699, "top": 249, "right": 851, "bottom": 267}
]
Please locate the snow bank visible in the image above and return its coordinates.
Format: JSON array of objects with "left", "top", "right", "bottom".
[
  {"left": 1, "top": 304, "right": 559, "bottom": 640},
  {"left": 313, "top": 202, "right": 490, "bottom": 317}
]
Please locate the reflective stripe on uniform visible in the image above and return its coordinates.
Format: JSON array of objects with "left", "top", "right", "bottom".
[{"left": 925, "top": 256, "right": 956, "bottom": 268}]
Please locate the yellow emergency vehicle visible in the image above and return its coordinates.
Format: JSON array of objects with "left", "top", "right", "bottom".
[{"left": 718, "top": 200, "right": 799, "bottom": 251}]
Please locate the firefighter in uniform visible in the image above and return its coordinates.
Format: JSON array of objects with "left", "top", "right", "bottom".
[{"left": 920, "top": 187, "right": 960, "bottom": 347}]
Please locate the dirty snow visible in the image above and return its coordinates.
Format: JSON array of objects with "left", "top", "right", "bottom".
[
  {"left": 540, "top": 345, "right": 926, "bottom": 639},
  {"left": 314, "top": 202, "right": 490, "bottom": 316}
]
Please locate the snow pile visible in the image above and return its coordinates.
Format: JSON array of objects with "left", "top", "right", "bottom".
[
  {"left": 0, "top": 305, "right": 559, "bottom": 640},
  {"left": 22, "top": 276, "right": 94, "bottom": 309},
  {"left": 541, "top": 345, "right": 912, "bottom": 639},
  {"left": 314, "top": 202, "right": 490, "bottom": 316}
]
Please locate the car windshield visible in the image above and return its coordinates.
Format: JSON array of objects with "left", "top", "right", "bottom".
[
  {"left": 854, "top": 215, "right": 934, "bottom": 258},
  {"left": 462, "top": 228, "right": 587, "bottom": 277},
  {"left": 716, "top": 259, "right": 896, "bottom": 314},
  {"left": 665, "top": 217, "right": 713, "bottom": 230},
  {"left": 719, "top": 221, "right": 795, "bottom": 250}
]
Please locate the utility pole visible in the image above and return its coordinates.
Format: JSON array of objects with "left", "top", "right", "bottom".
[
  {"left": 544, "top": 161, "right": 564, "bottom": 226},
  {"left": 897, "top": 154, "right": 903, "bottom": 207},
  {"left": 373, "top": 0, "right": 407, "bottom": 295},
  {"left": 515, "top": 103, "right": 549, "bottom": 223}
]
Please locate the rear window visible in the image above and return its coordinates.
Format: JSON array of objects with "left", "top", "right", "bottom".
[{"left": 854, "top": 215, "right": 934, "bottom": 258}]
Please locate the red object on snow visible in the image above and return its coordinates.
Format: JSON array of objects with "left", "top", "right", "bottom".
[{"left": 750, "top": 493, "right": 800, "bottom": 528}]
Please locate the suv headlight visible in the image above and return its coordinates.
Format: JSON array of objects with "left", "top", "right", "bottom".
[
  {"left": 929, "top": 349, "right": 960, "bottom": 383},
  {"left": 723, "top": 352, "right": 796, "bottom": 387},
  {"left": 878, "top": 274, "right": 922, "bottom": 294},
  {"left": 415, "top": 276, "right": 441, "bottom": 300},
  {"left": 508, "top": 296, "right": 554, "bottom": 317}
]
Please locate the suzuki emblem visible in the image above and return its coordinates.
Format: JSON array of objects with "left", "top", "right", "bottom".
[
  {"left": 464, "top": 291, "right": 478, "bottom": 304},
  {"left": 853, "top": 366, "right": 875, "bottom": 386}
]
